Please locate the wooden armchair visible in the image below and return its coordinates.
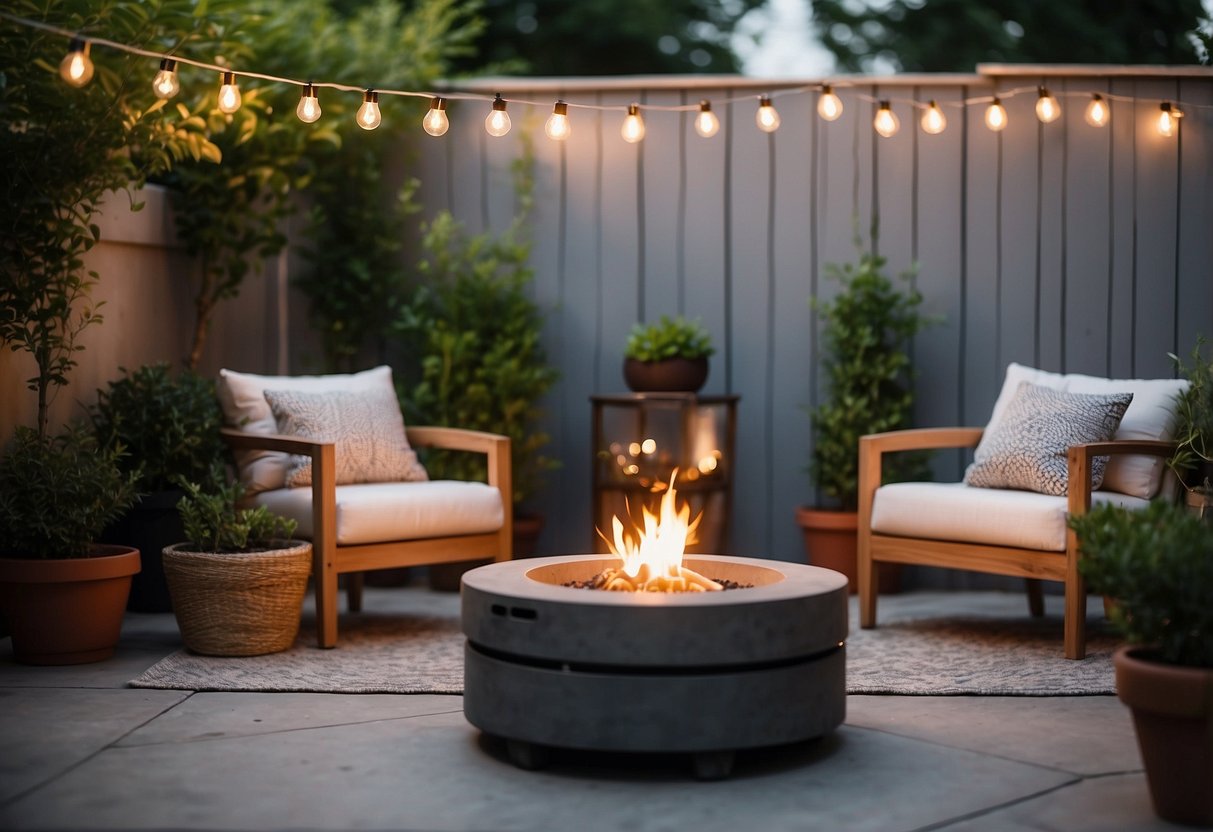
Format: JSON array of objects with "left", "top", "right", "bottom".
[
  {"left": 222, "top": 426, "right": 512, "bottom": 648},
  {"left": 857, "top": 428, "right": 1174, "bottom": 659}
]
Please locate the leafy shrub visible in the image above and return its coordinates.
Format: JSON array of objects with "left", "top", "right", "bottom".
[
  {"left": 1070, "top": 500, "right": 1213, "bottom": 667},
  {"left": 92, "top": 364, "right": 225, "bottom": 493},
  {"left": 624, "top": 316, "right": 715, "bottom": 363},
  {"left": 1168, "top": 337, "right": 1213, "bottom": 492},
  {"left": 175, "top": 475, "right": 297, "bottom": 554},
  {"left": 0, "top": 425, "right": 139, "bottom": 559}
]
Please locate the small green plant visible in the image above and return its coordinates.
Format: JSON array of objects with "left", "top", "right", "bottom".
[
  {"left": 1168, "top": 337, "right": 1213, "bottom": 492},
  {"left": 176, "top": 475, "right": 297, "bottom": 554},
  {"left": 810, "top": 246, "right": 933, "bottom": 510},
  {"left": 0, "top": 425, "right": 140, "bottom": 559},
  {"left": 624, "top": 316, "right": 715, "bottom": 363},
  {"left": 91, "top": 364, "right": 226, "bottom": 493},
  {"left": 1070, "top": 500, "right": 1213, "bottom": 667}
]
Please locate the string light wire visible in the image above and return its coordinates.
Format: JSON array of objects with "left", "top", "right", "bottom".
[{"left": 4, "top": 9, "right": 1209, "bottom": 137}]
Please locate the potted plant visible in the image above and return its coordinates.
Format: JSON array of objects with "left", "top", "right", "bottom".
[
  {"left": 1167, "top": 338, "right": 1212, "bottom": 520},
  {"left": 0, "top": 425, "right": 140, "bottom": 664},
  {"left": 797, "top": 245, "right": 931, "bottom": 591},
  {"left": 92, "top": 363, "right": 226, "bottom": 611},
  {"left": 623, "top": 315, "right": 715, "bottom": 393},
  {"left": 163, "top": 476, "right": 310, "bottom": 656},
  {"left": 1069, "top": 499, "right": 1213, "bottom": 826}
]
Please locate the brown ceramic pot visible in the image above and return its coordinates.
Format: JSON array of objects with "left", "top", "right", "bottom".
[
  {"left": 795, "top": 507, "right": 900, "bottom": 595},
  {"left": 623, "top": 357, "right": 709, "bottom": 393},
  {"left": 1114, "top": 646, "right": 1213, "bottom": 827},
  {"left": 0, "top": 545, "right": 140, "bottom": 665}
]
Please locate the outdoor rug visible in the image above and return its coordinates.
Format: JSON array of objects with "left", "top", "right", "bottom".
[{"left": 128, "top": 589, "right": 1119, "bottom": 696}]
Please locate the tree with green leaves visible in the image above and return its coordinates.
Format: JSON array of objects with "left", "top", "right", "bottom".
[{"left": 811, "top": 0, "right": 1207, "bottom": 73}]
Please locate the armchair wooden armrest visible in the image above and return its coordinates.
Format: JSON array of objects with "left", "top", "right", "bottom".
[
  {"left": 858, "top": 428, "right": 984, "bottom": 525},
  {"left": 1066, "top": 439, "right": 1177, "bottom": 517}
]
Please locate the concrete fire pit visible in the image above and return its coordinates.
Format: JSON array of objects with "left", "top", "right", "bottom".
[{"left": 462, "top": 554, "right": 848, "bottom": 778}]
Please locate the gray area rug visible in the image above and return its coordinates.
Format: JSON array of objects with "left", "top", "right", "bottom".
[{"left": 129, "top": 589, "right": 1119, "bottom": 696}]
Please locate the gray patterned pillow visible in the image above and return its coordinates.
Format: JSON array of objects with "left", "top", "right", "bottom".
[
  {"left": 264, "top": 386, "right": 428, "bottom": 488},
  {"left": 964, "top": 382, "right": 1133, "bottom": 496}
]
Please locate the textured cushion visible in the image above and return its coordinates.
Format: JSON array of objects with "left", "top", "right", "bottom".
[
  {"left": 251, "top": 481, "right": 504, "bottom": 546},
  {"left": 264, "top": 387, "right": 428, "bottom": 488},
  {"left": 983, "top": 364, "right": 1187, "bottom": 498},
  {"left": 871, "top": 481, "right": 1148, "bottom": 552},
  {"left": 217, "top": 366, "right": 395, "bottom": 495},
  {"left": 965, "top": 382, "right": 1133, "bottom": 496}
]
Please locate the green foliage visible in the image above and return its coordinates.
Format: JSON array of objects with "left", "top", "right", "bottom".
[
  {"left": 396, "top": 209, "right": 558, "bottom": 508},
  {"left": 811, "top": 0, "right": 1206, "bottom": 72},
  {"left": 624, "top": 316, "right": 715, "bottom": 363},
  {"left": 1168, "top": 337, "right": 1213, "bottom": 492},
  {"left": 91, "top": 364, "right": 226, "bottom": 493},
  {"left": 176, "top": 475, "right": 297, "bottom": 553},
  {"left": 1070, "top": 500, "right": 1213, "bottom": 667},
  {"left": 0, "top": 425, "right": 139, "bottom": 558},
  {"left": 449, "top": 0, "right": 763, "bottom": 75},
  {"left": 267, "top": 0, "right": 482, "bottom": 371},
  {"left": 810, "top": 247, "right": 932, "bottom": 510},
  {"left": 0, "top": 0, "right": 220, "bottom": 436}
]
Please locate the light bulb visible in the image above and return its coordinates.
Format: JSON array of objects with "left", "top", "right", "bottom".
[
  {"left": 217, "top": 71, "right": 242, "bottom": 114},
  {"left": 422, "top": 97, "right": 449, "bottom": 136},
  {"left": 357, "top": 90, "right": 381, "bottom": 130},
  {"left": 1084, "top": 94, "right": 1109, "bottom": 128},
  {"left": 920, "top": 100, "right": 946, "bottom": 135},
  {"left": 1158, "top": 102, "right": 1182, "bottom": 137},
  {"left": 817, "top": 84, "right": 843, "bottom": 121},
  {"left": 621, "top": 103, "right": 645, "bottom": 143},
  {"left": 485, "top": 94, "right": 511, "bottom": 137},
  {"left": 873, "top": 101, "right": 899, "bottom": 138},
  {"left": 59, "top": 38, "right": 94, "bottom": 87},
  {"left": 694, "top": 100, "right": 719, "bottom": 138},
  {"left": 756, "top": 95, "right": 780, "bottom": 132},
  {"left": 984, "top": 97, "right": 1008, "bottom": 132},
  {"left": 545, "top": 100, "right": 571, "bottom": 141},
  {"left": 1035, "top": 86, "right": 1060, "bottom": 123},
  {"left": 296, "top": 83, "right": 321, "bottom": 123},
  {"left": 152, "top": 58, "right": 179, "bottom": 99}
]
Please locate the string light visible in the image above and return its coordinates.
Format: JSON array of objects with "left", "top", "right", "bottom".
[
  {"left": 152, "top": 58, "right": 179, "bottom": 99},
  {"left": 621, "top": 103, "right": 645, "bottom": 143},
  {"left": 694, "top": 99, "right": 719, "bottom": 138},
  {"left": 1083, "top": 94, "right": 1108, "bottom": 127},
  {"left": 296, "top": 82, "right": 321, "bottom": 123},
  {"left": 756, "top": 95, "right": 780, "bottom": 132},
  {"left": 422, "top": 97, "right": 449, "bottom": 136},
  {"left": 1158, "top": 102, "right": 1183, "bottom": 136},
  {"left": 817, "top": 84, "right": 843, "bottom": 121},
  {"left": 873, "top": 100, "right": 899, "bottom": 138},
  {"left": 59, "top": 38, "right": 93, "bottom": 87},
  {"left": 217, "top": 71, "right": 242, "bottom": 114},
  {"left": 920, "top": 100, "right": 946, "bottom": 135},
  {"left": 485, "top": 93, "right": 511, "bottom": 137},
  {"left": 545, "top": 100, "right": 571, "bottom": 141},
  {"left": 1035, "top": 86, "right": 1060, "bottom": 123},
  {"left": 356, "top": 89, "right": 381, "bottom": 130},
  {"left": 985, "top": 96, "right": 1008, "bottom": 132}
]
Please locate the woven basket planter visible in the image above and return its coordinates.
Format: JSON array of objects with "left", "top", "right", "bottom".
[{"left": 163, "top": 541, "right": 312, "bottom": 656}]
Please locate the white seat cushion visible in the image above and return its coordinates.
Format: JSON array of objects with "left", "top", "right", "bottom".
[
  {"left": 871, "top": 481, "right": 1148, "bottom": 552},
  {"left": 984, "top": 364, "right": 1187, "bottom": 499},
  {"left": 251, "top": 481, "right": 504, "bottom": 546}
]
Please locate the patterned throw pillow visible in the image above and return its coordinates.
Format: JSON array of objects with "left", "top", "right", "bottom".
[
  {"left": 263, "top": 386, "right": 429, "bottom": 488},
  {"left": 964, "top": 382, "right": 1133, "bottom": 496}
]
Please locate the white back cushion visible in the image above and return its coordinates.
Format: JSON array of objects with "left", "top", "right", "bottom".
[
  {"left": 217, "top": 366, "right": 396, "bottom": 495},
  {"left": 981, "top": 364, "right": 1187, "bottom": 498}
]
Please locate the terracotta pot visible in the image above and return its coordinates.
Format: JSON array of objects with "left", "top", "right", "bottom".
[
  {"left": 0, "top": 545, "right": 141, "bottom": 665},
  {"left": 623, "top": 357, "right": 709, "bottom": 393},
  {"left": 795, "top": 507, "right": 900, "bottom": 595},
  {"left": 1114, "top": 646, "right": 1213, "bottom": 827}
]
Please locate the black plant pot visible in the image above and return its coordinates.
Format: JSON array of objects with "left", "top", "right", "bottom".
[{"left": 99, "top": 489, "right": 186, "bottom": 613}]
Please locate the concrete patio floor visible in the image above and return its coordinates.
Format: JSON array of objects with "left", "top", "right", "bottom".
[{"left": 0, "top": 586, "right": 1181, "bottom": 832}]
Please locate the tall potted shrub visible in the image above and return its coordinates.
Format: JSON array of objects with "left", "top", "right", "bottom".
[
  {"left": 1069, "top": 500, "right": 1213, "bottom": 826},
  {"left": 796, "top": 245, "right": 931, "bottom": 591},
  {"left": 92, "top": 364, "right": 226, "bottom": 611}
]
